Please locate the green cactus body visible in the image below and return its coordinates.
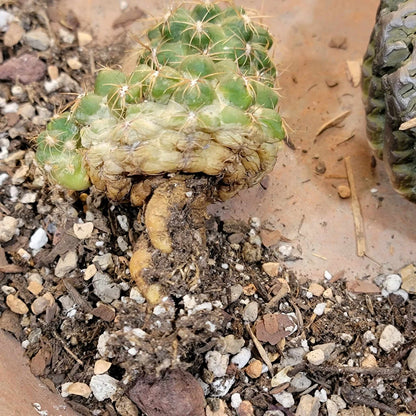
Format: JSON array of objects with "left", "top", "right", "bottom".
[{"left": 36, "top": 2, "right": 284, "bottom": 201}]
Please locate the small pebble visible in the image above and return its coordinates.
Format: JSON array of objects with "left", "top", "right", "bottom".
[
  {"left": 28, "top": 228, "right": 48, "bottom": 250},
  {"left": 361, "top": 353, "right": 378, "bottom": 368},
  {"left": 0, "top": 216, "right": 18, "bottom": 242},
  {"left": 93, "top": 272, "right": 120, "bottom": 303},
  {"left": 6, "top": 294, "right": 28, "bottom": 315},
  {"left": 278, "top": 245, "right": 292, "bottom": 257},
  {"left": 89, "top": 374, "right": 118, "bottom": 401},
  {"left": 66, "top": 382, "right": 91, "bottom": 398},
  {"left": 313, "top": 342, "right": 336, "bottom": 359},
  {"left": 24, "top": 29, "right": 50, "bottom": 50},
  {"left": 290, "top": 372, "right": 312, "bottom": 392},
  {"left": 231, "top": 393, "right": 242, "bottom": 409},
  {"left": 229, "top": 284, "right": 243, "bottom": 303},
  {"left": 206, "top": 351, "right": 229, "bottom": 378},
  {"left": 93, "top": 253, "right": 114, "bottom": 271},
  {"left": 382, "top": 274, "right": 402, "bottom": 293},
  {"left": 94, "top": 359, "right": 112, "bottom": 375},
  {"left": 337, "top": 185, "right": 351, "bottom": 199},
  {"left": 209, "top": 376, "right": 235, "bottom": 397},
  {"left": 84, "top": 264, "right": 97, "bottom": 280},
  {"left": 73, "top": 222, "right": 94, "bottom": 239},
  {"left": 400, "top": 264, "right": 416, "bottom": 294},
  {"left": 231, "top": 347, "right": 251, "bottom": 369},
  {"left": 326, "top": 399, "right": 338, "bottom": 416},
  {"left": 313, "top": 302, "right": 326, "bottom": 316},
  {"left": 306, "top": 349, "right": 326, "bottom": 365},
  {"left": 308, "top": 283, "right": 324, "bottom": 297},
  {"left": 31, "top": 293, "right": 54, "bottom": 315},
  {"left": 295, "top": 394, "right": 320, "bottom": 416},
  {"left": 237, "top": 400, "right": 254, "bottom": 416},
  {"left": 244, "top": 359, "right": 263, "bottom": 378},
  {"left": 77, "top": 31, "right": 92, "bottom": 46},
  {"left": 242, "top": 301, "right": 258, "bottom": 322},
  {"left": 220, "top": 335, "right": 245, "bottom": 355},
  {"left": 322, "top": 288, "right": 333, "bottom": 299},
  {"left": 67, "top": 56, "right": 82, "bottom": 70},
  {"left": 407, "top": 348, "right": 416, "bottom": 372},
  {"left": 379, "top": 324, "right": 404, "bottom": 352},
  {"left": 314, "top": 389, "right": 328, "bottom": 403},
  {"left": 117, "top": 214, "right": 129, "bottom": 232},
  {"left": 324, "top": 270, "right": 332, "bottom": 280},
  {"left": 55, "top": 251, "right": 78, "bottom": 277},
  {"left": 271, "top": 367, "right": 292, "bottom": 387},
  {"left": 262, "top": 262, "right": 280, "bottom": 277},
  {"left": 273, "top": 391, "right": 294, "bottom": 408}
]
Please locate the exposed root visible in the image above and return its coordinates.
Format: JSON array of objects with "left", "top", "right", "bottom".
[
  {"left": 144, "top": 178, "right": 188, "bottom": 254},
  {"left": 129, "top": 236, "right": 163, "bottom": 305}
]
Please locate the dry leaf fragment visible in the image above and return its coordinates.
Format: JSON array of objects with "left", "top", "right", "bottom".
[{"left": 255, "top": 313, "right": 296, "bottom": 345}]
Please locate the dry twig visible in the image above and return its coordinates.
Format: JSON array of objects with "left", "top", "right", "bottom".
[
  {"left": 345, "top": 156, "right": 366, "bottom": 256},
  {"left": 315, "top": 110, "right": 351, "bottom": 137},
  {"left": 245, "top": 323, "right": 274, "bottom": 375}
]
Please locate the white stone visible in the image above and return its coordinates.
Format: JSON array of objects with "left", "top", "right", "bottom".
[
  {"left": 363, "top": 330, "right": 376, "bottom": 344},
  {"left": 221, "top": 335, "right": 245, "bottom": 355},
  {"left": 130, "top": 286, "right": 145, "bottom": 304},
  {"left": 383, "top": 274, "right": 402, "bottom": 293},
  {"left": 116, "top": 215, "right": 129, "bottom": 232},
  {"left": 0, "top": 216, "right": 18, "bottom": 242},
  {"left": 324, "top": 270, "right": 332, "bottom": 280},
  {"left": 393, "top": 289, "right": 409, "bottom": 302},
  {"left": 20, "top": 192, "right": 37, "bottom": 204},
  {"left": 313, "top": 302, "right": 326, "bottom": 316},
  {"left": 117, "top": 236, "right": 129, "bottom": 251},
  {"left": 55, "top": 251, "right": 78, "bottom": 277},
  {"left": 407, "top": 348, "right": 416, "bottom": 372},
  {"left": 313, "top": 343, "right": 336, "bottom": 359},
  {"left": 89, "top": 375, "right": 118, "bottom": 401},
  {"left": 97, "top": 331, "right": 111, "bottom": 357},
  {"left": 0, "top": 10, "right": 13, "bottom": 32},
  {"left": 379, "top": 325, "right": 404, "bottom": 352},
  {"left": 230, "top": 393, "right": 242, "bottom": 409},
  {"left": 306, "top": 349, "right": 326, "bottom": 365},
  {"left": 206, "top": 351, "right": 229, "bottom": 378},
  {"left": 273, "top": 391, "right": 294, "bottom": 408},
  {"left": 231, "top": 347, "right": 251, "bottom": 369},
  {"left": 314, "top": 389, "right": 328, "bottom": 402},
  {"left": 210, "top": 376, "right": 235, "bottom": 397},
  {"left": 278, "top": 245, "right": 292, "bottom": 257},
  {"left": 29, "top": 228, "right": 48, "bottom": 250}
]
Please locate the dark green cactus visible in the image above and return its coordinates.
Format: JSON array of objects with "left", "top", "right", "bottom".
[
  {"left": 362, "top": 0, "right": 416, "bottom": 201},
  {"left": 36, "top": 1, "right": 285, "bottom": 201}
]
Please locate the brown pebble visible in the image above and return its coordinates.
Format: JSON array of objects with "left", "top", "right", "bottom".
[
  {"left": 262, "top": 262, "right": 280, "bottom": 277},
  {"left": 0, "top": 54, "right": 46, "bottom": 84},
  {"left": 27, "top": 280, "right": 43, "bottom": 296},
  {"left": 6, "top": 294, "right": 29, "bottom": 315},
  {"left": 4, "top": 22, "right": 24, "bottom": 47},
  {"left": 244, "top": 359, "right": 263, "bottom": 378},
  {"left": 92, "top": 303, "right": 116, "bottom": 322},
  {"left": 129, "top": 369, "right": 205, "bottom": 416},
  {"left": 237, "top": 400, "right": 254, "bottom": 416},
  {"left": 30, "top": 347, "right": 52, "bottom": 376},
  {"left": 337, "top": 185, "right": 351, "bottom": 199},
  {"left": 47, "top": 65, "right": 59, "bottom": 80}
]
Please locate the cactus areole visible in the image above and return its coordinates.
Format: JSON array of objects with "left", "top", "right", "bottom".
[{"left": 36, "top": 2, "right": 284, "bottom": 202}]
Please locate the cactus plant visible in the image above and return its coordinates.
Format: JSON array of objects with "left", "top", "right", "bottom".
[
  {"left": 36, "top": 1, "right": 284, "bottom": 302},
  {"left": 362, "top": 0, "right": 416, "bottom": 201}
]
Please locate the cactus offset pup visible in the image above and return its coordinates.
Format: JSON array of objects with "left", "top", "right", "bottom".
[{"left": 36, "top": 1, "right": 285, "bottom": 302}]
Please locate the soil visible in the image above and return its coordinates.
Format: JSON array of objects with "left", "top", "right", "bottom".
[{"left": 0, "top": 1, "right": 415, "bottom": 416}]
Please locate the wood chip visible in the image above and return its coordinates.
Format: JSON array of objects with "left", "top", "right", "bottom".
[
  {"left": 346, "top": 60, "right": 362, "bottom": 87},
  {"left": 399, "top": 117, "right": 416, "bottom": 131},
  {"left": 345, "top": 156, "right": 366, "bottom": 257},
  {"left": 315, "top": 110, "right": 351, "bottom": 137}
]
